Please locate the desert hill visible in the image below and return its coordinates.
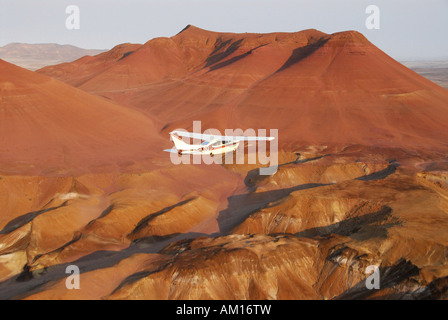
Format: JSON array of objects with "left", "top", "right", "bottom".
[{"left": 0, "top": 59, "right": 164, "bottom": 175}]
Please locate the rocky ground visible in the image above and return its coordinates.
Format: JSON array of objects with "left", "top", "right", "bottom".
[{"left": 0, "top": 147, "right": 447, "bottom": 300}]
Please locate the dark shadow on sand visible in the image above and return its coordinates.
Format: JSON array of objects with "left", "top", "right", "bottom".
[
  {"left": 295, "top": 205, "right": 400, "bottom": 241},
  {"left": 276, "top": 37, "right": 330, "bottom": 73},
  {"left": 0, "top": 201, "right": 68, "bottom": 235},
  {"left": 217, "top": 183, "right": 332, "bottom": 234}
]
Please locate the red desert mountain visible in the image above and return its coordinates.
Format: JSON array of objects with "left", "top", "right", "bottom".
[
  {"left": 39, "top": 25, "right": 448, "bottom": 152},
  {"left": 0, "top": 59, "right": 164, "bottom": 175}
]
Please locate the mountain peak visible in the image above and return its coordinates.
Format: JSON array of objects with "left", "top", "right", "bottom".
[
  {"left": 179, "top": 24, "right": 194, "bottom": 32},
  {"left": 177, "top": 24, "right": 209, "bottom": 35},
  {"left": 329, "top": 30, "right": 371, "bottom": 45}
]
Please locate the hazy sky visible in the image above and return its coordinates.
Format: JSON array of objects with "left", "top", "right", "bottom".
[{"left": 0, "top": 0, "right": 447, "bottom": 60}]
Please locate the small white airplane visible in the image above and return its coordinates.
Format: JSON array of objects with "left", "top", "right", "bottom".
[{"left": 164, "top": 130, "right": 275, "bottom": 156}]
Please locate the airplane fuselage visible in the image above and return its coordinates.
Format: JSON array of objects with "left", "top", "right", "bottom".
[
  {"left": 165, "top": 131, "right": 273, "bottom": 157},
  {"left": 177, "top": 139, "right": 240, "bottom": 156}
]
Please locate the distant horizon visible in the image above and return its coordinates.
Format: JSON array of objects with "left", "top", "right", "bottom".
[
  {"left": 0, "top": 41, "right": 108, "bottom": 51},
  {"left": 1, "top": 1, "right": 448, "bottom": 61},
  {"left": 2, "top": 32, "right": 448, "bottom": 63}
]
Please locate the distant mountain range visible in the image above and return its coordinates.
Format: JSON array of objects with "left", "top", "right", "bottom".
[
  {"left": 0, "top": 43, "right": 106, "bottom": 70},
  {"left": 401, "top": 60, "right": 448, "bottom": 89}
]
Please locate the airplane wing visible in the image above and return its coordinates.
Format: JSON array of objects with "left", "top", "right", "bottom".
[
  {"left": 170, "top": 130, "right": 275, "bottom": 142},
  {"left": 163, "top": 148, "right": 203, "bottom": 155},
  {"left": 163, "top": 149, "right": 179, "bottom": 153}
]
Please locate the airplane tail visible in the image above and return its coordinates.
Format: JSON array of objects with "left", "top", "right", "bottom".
[{"left": 170, "top": 133, "right": 193, "bottom": 150}]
